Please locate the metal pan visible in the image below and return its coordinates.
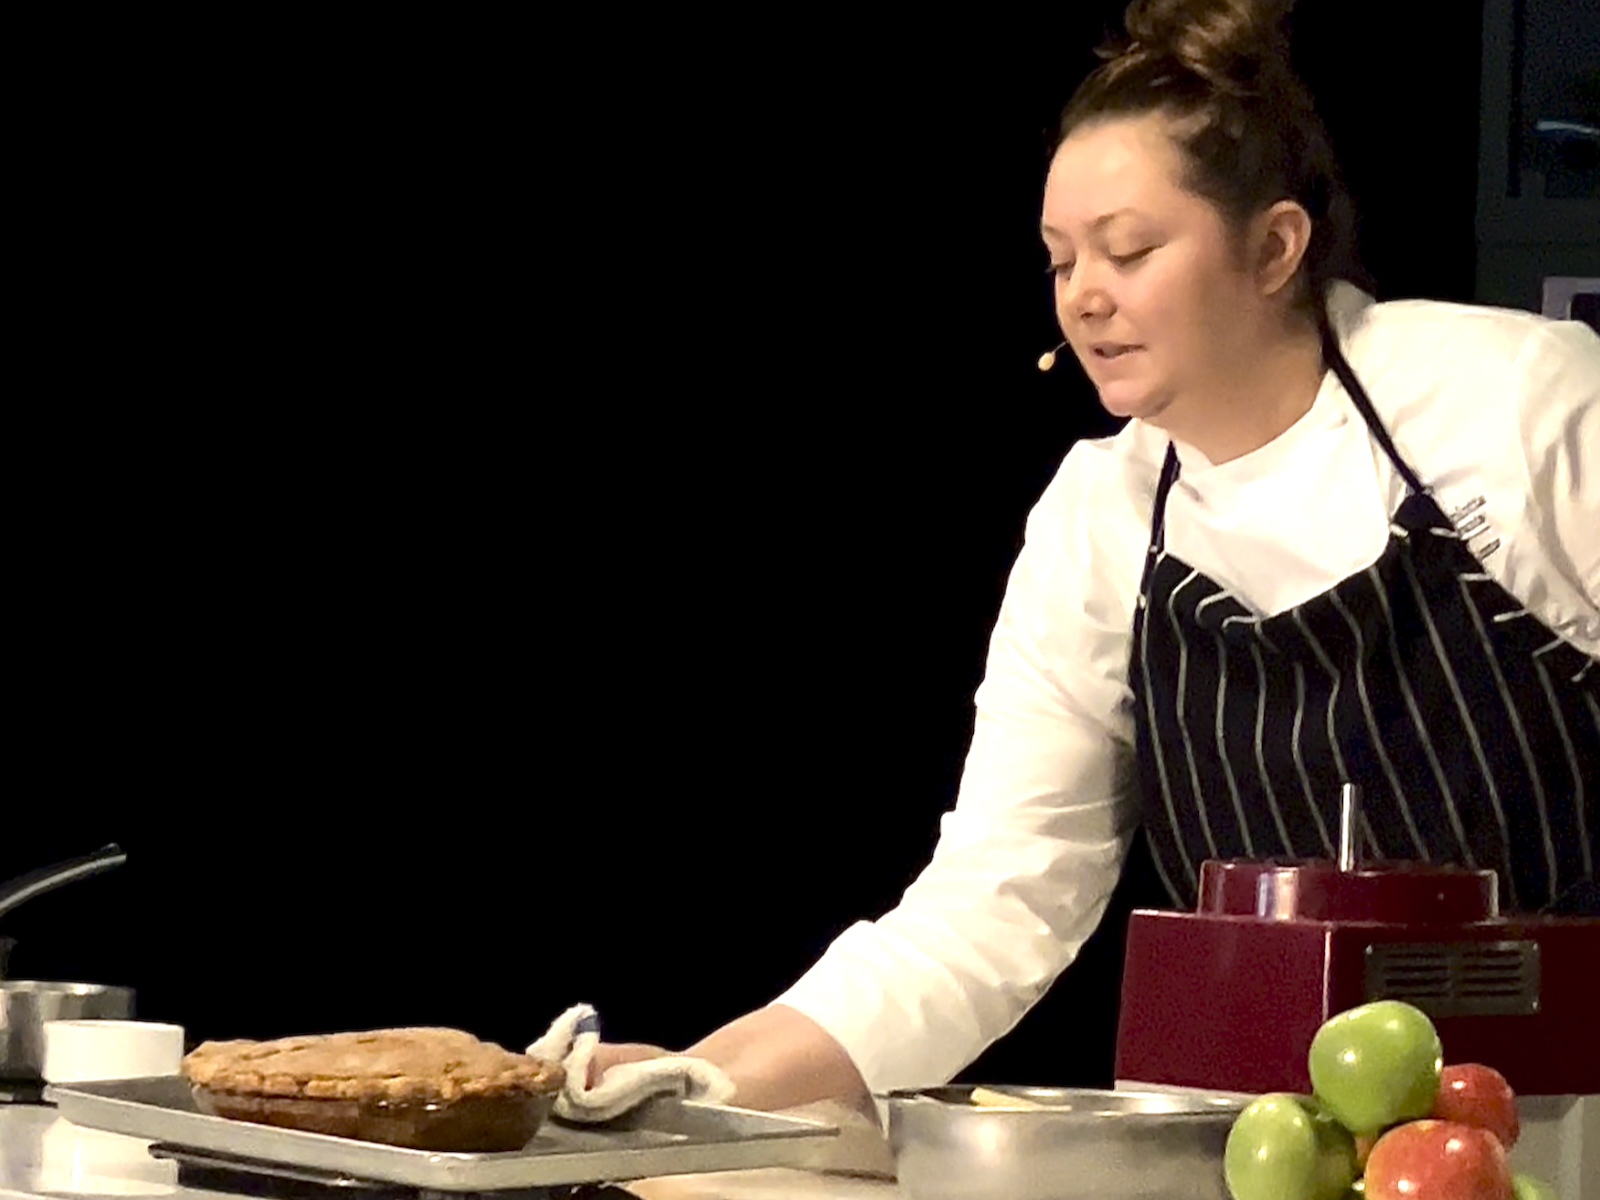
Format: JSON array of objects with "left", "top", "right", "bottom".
[
  {"left": 50, "top": 1076, "right": 840, "bottom": 1191},
  {"left": 887, "top": 1085, "right": 1242, "bottom": 1200}
]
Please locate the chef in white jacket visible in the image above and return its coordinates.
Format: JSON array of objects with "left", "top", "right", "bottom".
[{"left": 594, "top": 0, "right": 1600, "bottom": 1115}]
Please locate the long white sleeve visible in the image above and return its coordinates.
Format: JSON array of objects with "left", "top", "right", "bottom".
[{"left": 775, "top": 437, "right": 1153, "bottom": 1093}]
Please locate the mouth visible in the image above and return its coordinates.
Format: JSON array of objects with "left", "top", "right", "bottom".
[{"left": 1091, "top": 344, "right": 1143, "bottom": 360}]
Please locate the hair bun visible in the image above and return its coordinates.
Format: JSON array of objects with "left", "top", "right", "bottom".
[{"left": 1119, "top": 0, "right": 1296, "bottom": 93}]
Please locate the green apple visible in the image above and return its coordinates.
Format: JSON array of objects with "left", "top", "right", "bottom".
[
  {"left": 1511, "top": 1174, "right": 1559, "bottom": 1200},
  {"left": 1308, "top": 1000, "right": 1443, "bottom": 1136},
  {"left": 1225, "top": 1093, "right": 1358, "bottom": 1200}
]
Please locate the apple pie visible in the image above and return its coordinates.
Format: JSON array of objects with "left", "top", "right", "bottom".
[{"left": 182, "top": 1027, "right": 565, "bottom": 1151}]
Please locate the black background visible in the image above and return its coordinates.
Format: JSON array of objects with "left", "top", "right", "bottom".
[{"left": 9, "top": 3, "right": 1484, "bottom": 1085}]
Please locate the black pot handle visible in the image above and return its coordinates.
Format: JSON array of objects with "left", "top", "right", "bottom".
[{"left": 0, "top": 843, "right": 127, "bottom": 925}]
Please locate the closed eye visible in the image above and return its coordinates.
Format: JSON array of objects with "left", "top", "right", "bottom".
[{"left": 1046, "top": 247, "right": 1150, "bottom": 278}]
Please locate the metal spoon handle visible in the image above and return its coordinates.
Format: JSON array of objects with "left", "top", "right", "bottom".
[
  {"left": 1338, "top": 784, "right": 1360, "bottom": 872},
  {"left": 0, "top": 844, "right": 127, "bottom": 923}
]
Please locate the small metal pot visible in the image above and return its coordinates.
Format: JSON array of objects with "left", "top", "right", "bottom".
[
  {"left": 0, "top": 845, "right": 135, "bottom": 1081},
  {"left": 887, "top": 1085, "right": 1242, "bottom": 1200},
  {"left": 0, "top": 982, "right": 136, "bottom": 1081}
]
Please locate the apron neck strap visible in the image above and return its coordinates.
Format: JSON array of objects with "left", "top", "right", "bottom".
[
  {"left": 1149, "top": 442, "right": 1181, "bottom": 555},
  {"left": 1318, "top": 306, "right": 1428, "bottom": 496}
]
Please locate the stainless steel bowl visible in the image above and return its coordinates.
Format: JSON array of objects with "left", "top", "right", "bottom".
[
  {"left": 887, "top": 1085, "right": 1242, "bottom": 1200},
  {"left": 0, "top": 982, "right": 136, "bottom": 1080}
]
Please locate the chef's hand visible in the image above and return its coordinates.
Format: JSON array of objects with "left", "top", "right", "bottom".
[
  {"left": 593, "top": 1006, "right": 874, "bottom": 1121},
  {"left": 587, "top": 1041, "right": 672, "bottom": 1087}
]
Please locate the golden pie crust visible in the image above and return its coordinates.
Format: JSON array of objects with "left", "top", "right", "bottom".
[{"left": 182, "top": 1028, "right": 564, "bottom": 1151}]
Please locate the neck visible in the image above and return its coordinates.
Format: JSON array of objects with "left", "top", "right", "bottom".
[{"left": 1156, "top": 317, "right": 1328, "bottom": 466}]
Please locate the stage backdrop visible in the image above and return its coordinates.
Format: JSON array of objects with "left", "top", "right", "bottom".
[{"left": 8, "top": 1, "right": 1487, "bottom": 1085}]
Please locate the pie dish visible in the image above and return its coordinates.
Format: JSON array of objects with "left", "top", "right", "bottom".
[{"left": 182, "top": 1027, "right": 565, "bottom": 1151}]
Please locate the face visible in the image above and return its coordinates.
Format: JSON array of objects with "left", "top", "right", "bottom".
[{"left": 1041, "top": 113, "right": 1268, "bottom": 425}]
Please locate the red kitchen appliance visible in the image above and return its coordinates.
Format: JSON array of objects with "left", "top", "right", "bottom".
[{"left": 1113, "top": 789, "right": 1600, "bottom": 1101}]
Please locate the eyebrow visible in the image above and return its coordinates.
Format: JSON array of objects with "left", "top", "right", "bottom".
[{"left": 1040, "top": 209, "right": 1141, "bottom": 238}]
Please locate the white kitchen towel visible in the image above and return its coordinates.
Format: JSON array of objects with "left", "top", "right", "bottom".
[{"left": 528, "top": 1004, "right": 736, "bottom": 1124}]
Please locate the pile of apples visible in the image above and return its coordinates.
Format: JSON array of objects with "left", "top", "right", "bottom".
[{"left": 1223, "top": 999, "right": 1558, "bottom": 1200}]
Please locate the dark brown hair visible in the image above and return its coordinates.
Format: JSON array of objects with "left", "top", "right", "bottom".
[{"left": 1057, "top": 0, "right": 1373, "bottom": 329}]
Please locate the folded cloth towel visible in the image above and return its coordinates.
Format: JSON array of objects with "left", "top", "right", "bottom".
[{"left": 528, "top": 1004, "right": 736, "bottom": 1124}]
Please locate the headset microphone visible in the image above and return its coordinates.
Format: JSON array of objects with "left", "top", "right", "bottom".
[{"left": 1037, "top": 341, "right": 1067, "bottom": 372}]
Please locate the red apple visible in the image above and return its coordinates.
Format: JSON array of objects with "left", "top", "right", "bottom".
[
  {"left": 1432, "top": 1063, "right": 1520, "bottom": 1149},
  {"left": 1364, "top": 1120, "right": 1512, "bottom": 1200}
]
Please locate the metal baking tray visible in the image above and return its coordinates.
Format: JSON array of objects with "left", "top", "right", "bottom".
[{"left": 47, "top": 1076, "right": 838, "bottom": 1191}]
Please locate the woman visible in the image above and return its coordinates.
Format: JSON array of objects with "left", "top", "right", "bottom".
[{"left": 596, "top": 0, "right": 1599, "bottom": 1117}]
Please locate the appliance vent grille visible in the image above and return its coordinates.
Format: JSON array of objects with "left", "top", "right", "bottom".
[{"left": 1363, "top": 941, "right": 1540, "bottom": 1018}]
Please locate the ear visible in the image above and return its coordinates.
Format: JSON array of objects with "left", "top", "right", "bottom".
[{"left": 1252, "top": 200, "right": 1313, "bottom": 298}]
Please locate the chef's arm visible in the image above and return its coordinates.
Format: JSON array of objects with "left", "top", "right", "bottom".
[
  {"left": 595, "top": 443, "right": 1143, "bottom": 1110},
  {"left": 755, "top": 445, "right": 1144, "bottom": 1097}
]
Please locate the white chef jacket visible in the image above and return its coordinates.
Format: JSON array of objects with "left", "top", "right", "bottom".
[{"left": 774, "top": 282, "right": 1600, "bottom": 1095}]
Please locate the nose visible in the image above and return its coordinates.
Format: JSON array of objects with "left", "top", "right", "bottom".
[{"left": 1057, "top": 265, "right": 1114, "bottom": 331}]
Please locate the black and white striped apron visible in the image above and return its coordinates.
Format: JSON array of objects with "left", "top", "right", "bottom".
[{"left": 1128, "top": 331, "right": 1600, "bottom": 916}]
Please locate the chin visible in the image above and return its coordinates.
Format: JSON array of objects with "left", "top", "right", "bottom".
[{"left": 1095, "top": 383, "right": 1167, "bottom": 422}]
